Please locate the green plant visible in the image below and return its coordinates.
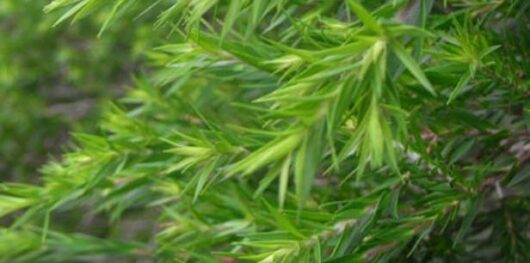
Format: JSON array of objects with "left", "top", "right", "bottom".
[
  {"left": 1, "top": 0, "right": 529, "bottom": 262},
  {"left": 0, "top": 0, "right": 156, "bottom": 182}
]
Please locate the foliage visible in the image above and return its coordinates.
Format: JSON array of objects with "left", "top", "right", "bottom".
[
  {"left": 0, "top": 0, "right": 155, "bottom": 181},
  {"left": 1, "top": 0, "right": 529, "bottom": 262}
]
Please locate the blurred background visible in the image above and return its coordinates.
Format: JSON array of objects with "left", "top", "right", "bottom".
[{"left": 0, "top": 0, "right": 156, "bottom": 183}]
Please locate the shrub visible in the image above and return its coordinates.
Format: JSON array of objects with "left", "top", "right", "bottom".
[
  {"left": 0, "top": 0, "right": 155, "bottom": 182},
  {"left": 1, "top": 0, "right": 529, "bottom": 262}
]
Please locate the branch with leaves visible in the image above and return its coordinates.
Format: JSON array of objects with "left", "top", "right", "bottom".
[{"left": 1, "top": 0, "right": 529, "bottom": 262}]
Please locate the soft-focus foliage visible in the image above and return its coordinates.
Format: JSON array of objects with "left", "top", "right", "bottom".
[
  {"left": 1, "top": 0, "right": 529, "bottom": 262},
  {"left": 0, "top": 0, "right": 155, "bottom": 181}
]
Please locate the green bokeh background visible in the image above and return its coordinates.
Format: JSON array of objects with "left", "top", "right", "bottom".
[{"left": 0, "top": 0, "right": 155, "bottom": 182}]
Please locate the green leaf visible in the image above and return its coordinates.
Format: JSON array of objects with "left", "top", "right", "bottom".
[
  {"left": 454, "top": 194, "right": 483, "bottom": 246},
  {"left": 407, "top": 224, "right": 432, "bottom": 257},
  {"left": 229, "top": 132, "right": 304, "bottom": 176},
  {"left": 254, "top": 164, "right": 281, "bottom": 198},
  {"left": 392, "top": 42, "right": 436, "bottom": 95},
  {"left": 279, "top": 154, "right": 291, "bottom": 210},
  {"left": 221, "top": 0, "right": 245, "bottom": 42},
  {"left": 49, "top": 0, "right": 89, "bottom": 26},
  {"left": 295, "top": 123, "right": 324, "bottom": 209},
  {"left": 447, "top": 66, "right": 475, "bottom": 104},
  {"left": 264, "top": 201, "right": 306, "bottom": 239},
  {"left": 193, "top": 158, "right": 219, "bottom": 202},
  {"left": 0, "top": 195, "right": 36, "bottom": 217},
  {"left": 98, "top": 0, "right": 127, "bottom": 37},
  {"left": 507, "top": 164, "right": 530, "bottom": 187},
  {"left": 449, "top": 139, "right": 475, "bottom": 164},
  {"left": 346, "top": 0, "right": 383, "bottom": 33},
  {"left": 313, "top": 237, "right": 322, "bottom": 263}
]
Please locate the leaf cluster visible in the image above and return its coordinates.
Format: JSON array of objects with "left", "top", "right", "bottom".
[{"left": 1, "top": 0, "right": 529, "bottom": 262}]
